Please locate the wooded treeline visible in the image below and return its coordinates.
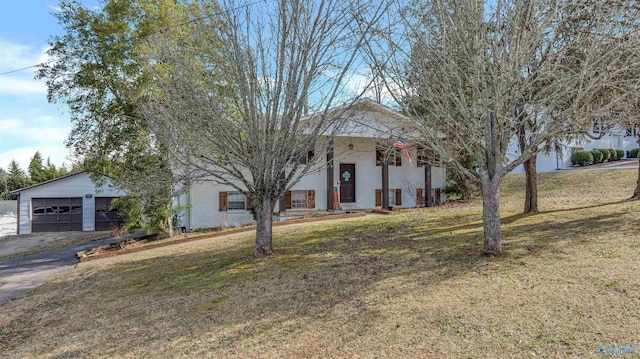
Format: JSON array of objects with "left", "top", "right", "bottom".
[{"left": 0, "top": 151, "right": 72, "bottom": 199}]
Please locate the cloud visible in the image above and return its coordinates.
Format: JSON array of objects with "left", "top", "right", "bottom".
[
  {"left": 0, "top": 38, "right": 50, "bottom": 96},
  {"left": 0, "top": 145, "right": 71, "bottom": 171},
  {"left": 0, "top": 117, "right": 70, "bottom": 145},
  {"left": 0, "top": 76, "right": 46, "bottom": 95}
]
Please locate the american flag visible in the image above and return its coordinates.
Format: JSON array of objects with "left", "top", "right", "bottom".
[{"left": 394, "top": 138, "right": 413, "bottom": 167}]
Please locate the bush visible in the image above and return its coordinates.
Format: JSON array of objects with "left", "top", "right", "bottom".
[
  {"left": 590, "top": 150, "right": 603, "bottom": 163},
  {"left": 597, "top": 148, "right": 611, "bottom": 162},
  {"left": 571, "top": 150, "right": 593, "bottom": 166},
  {"left": 616, "top": 149, "right": 625, "bottom": 160},
  {"left": 629, "top": 148, "right": 639, "bottom": 159},
  {"left": 608, "top": 149, "right": 618, "bottom": 161}
]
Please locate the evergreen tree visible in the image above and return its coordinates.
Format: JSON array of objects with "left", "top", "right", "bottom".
[
  {"left": 44, "top": 157, "right": 60, "bottom": 181},
  {"left": 7, "top": 160, "right": 27, "bottom": 198},
  {"left": 28, "top": 151, "right": 46, "bottom": 184},
  {"left": 0, "top": 168, "right": 8, "bottom": 200}
]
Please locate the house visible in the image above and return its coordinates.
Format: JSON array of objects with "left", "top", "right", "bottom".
[
  {"left": 510, "top": 124, "right": 639, "bottom": 174},
  {"left": 10, "top": 171, "right": 125, "bottom": 234},
  {"left": 176, "top": 99, "right": 447, "bottom": 231}
]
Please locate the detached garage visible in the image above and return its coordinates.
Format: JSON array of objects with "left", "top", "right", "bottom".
[{"left": 10, "top": 172, "right": 125, "bottom": 234}]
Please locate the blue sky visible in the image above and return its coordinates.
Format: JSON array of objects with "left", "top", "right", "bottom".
[{"left": 0, "top": 1, "right": 95, "bottom": 171}]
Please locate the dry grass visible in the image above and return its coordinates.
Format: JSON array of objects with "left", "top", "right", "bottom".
[{"left": 1, "top": 169, "right": 639, "bottom": 358}]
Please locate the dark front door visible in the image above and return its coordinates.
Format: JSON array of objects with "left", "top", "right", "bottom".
[
  {"left": 95, "top": 197, "right": 124, "bottom": 231},
  {"left": 339, "top": 164, "right": 356, "bottom": 203},
  {"left": 32, "top": 197, "right": 83, "bottom": 232}
]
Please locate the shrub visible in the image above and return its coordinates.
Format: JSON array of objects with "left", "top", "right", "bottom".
[
  {"left": 629, "top": 148, "right": 639, "bottom": 159},
  {"left": 616, "top": 149, "right": 625, "bottom": 160},
  {"left": 608, "top": 149, "right": 618, "bottom": 161},
  {"left": 590, "top": 150, "right": 603, "bottom": 163},
  {"left": 571, "top": 150, "right": 593, "bottom": 166},
  {"left": 597, "top": 148, "right": 611, "bottom": 162}
]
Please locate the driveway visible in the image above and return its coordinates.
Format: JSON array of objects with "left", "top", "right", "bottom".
[{"left": 0, "top": 232, "right": 146, "bottom": 305}]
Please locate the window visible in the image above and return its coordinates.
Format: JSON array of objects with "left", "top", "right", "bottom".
[
  {"left": 291, "top": 191, "right": 308, "bottom": 209},
  {"left": 417, "top": 146, "right": 442, "bottom": 167},
  {"left": 626, "top": 126, "right": 638, "bottom": 137},
  {"left": 592, "top": 122, "right": 601, "bottom": 134},
  {"left": 227, "top": 192, "right": 246, "bottom": 210},
  {"left": 375, "top": 148, "right": 401, "bottom": 166},
  {"left": 388, "top": 189, "right": 396, "bottom": 206}
]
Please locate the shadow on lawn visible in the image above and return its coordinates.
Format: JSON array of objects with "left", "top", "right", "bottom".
[{"left": 1, "top": 200, "right": 636, "bottom": 357}]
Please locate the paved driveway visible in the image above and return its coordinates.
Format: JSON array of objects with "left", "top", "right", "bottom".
[
  {"left": 0, "top": 237, "right": 115, "bottom": 304},
  {"left": 0, "top": 232, "right": 146, "bottom": 305}
]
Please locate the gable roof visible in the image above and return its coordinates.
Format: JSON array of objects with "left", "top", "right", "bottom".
[{"left": 9, "top": 171, "right": 88, "bottom": 195}]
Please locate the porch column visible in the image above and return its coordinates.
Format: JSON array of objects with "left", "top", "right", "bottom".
[
  {"left": 382, "top": 161, "right": 389, "bottom": 210},
  {"left": 278, "top": 170, "right": 286, "bottom": 213},
  {"left": 326, "top": 141, "right": 334, "bottom": 211},
  {"left": 425, "top": 164, "right": 432, "bottom": 207}
]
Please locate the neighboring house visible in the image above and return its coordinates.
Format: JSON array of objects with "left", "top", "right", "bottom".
[
  {"left": 10, "top": 171, "right": 125, "bottom": 234},
  {"left": 510, "top": 124, "right": 640, "bottom": 174},
  {"left": 176, "top": 99, "right": 447, "bottom": 231}
]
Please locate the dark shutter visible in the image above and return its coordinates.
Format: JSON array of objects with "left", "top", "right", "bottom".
[
  {"left": 395, "top": 189, "right": 402, "bottom": 206},
  {"left": 285, "top": 191, "right": 292, "bottom": 209},
  {"left": 435, "top": 188, "right": 441, "bottom": 205},
  {"left": 395, "top": 148, "right": 402, "bottom": 166},
  {"left": 416, "top": 188, "right": 424, "bottom": 206},
  {"left": 376, "top": 149, "right": 383, "bottom": 166},
  {"left": 307, "top": 150, "right": 315, "bottom": 162},
  {"left": 307, "top": 190, "right": 315, "bottom": 208},
  {"left": 219, "top": 192, "right": 228, "bottom": 211},
  {"left": 375, "top": 189, "right": 382, "bottom": 206},
  {"left": 246, "top": 195, "right": 252, "bottom": 210}
]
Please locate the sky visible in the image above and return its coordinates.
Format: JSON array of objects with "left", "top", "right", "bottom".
[
  {"left": 0, "top": 1, "right": 95, "bottom": 172},
  {"left": 0, "top": 0, "right": 383, "bottom": 173}
]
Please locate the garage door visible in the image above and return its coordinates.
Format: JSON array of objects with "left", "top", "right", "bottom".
[
  {"left": 32, "top": 198, "right": 83, "bottom": 232},
  {"left": 95, "top": 197, "right": 124, "bottom": 231}
]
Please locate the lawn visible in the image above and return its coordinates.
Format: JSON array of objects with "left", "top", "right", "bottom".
[{"left": 1, "top": 169, "right": 639, "bottom": 358}]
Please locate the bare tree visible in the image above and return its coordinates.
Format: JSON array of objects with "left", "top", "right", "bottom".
[
  {"left": 633, "top": 133, "right": 640, "bottom": 200},
  {"left": 141, "top": 0, "right": 388, "bottom": 256},
  {"left": 366, "top": 0, "right": 640, "bottom": 254}
]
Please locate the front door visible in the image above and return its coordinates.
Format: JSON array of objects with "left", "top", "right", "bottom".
[{"left": 339, "top": 164, "right": 356, "bottom": 203}]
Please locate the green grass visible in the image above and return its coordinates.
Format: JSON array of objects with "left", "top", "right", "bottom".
[{"left": 1, "top": 169, "right": 639, "bottom": 358}]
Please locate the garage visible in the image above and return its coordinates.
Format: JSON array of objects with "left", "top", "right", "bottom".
[
  {"left": 31, "top": 197, "right": 83, "bottom": 232},
  {"left": 95, "top": 197, "right": 123, "bottom": 231},
  {"left": 10, "top": 171, "right": 125, "bottom": 234}
]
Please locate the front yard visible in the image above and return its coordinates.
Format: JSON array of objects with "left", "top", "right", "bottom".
[{"left": 1, "top": 169, "right": 639, "bottom": 358}]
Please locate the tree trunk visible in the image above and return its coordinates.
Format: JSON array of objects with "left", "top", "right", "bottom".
[
  {"left": 523, "top": 153, "right": 539, "bottom": 214},
  {"left": 518, "top": 124, "right": 539, "bottom": 214},
  {"left": 254, "top": 199, "right": 275, "bottom": 256},
  {"left": 481, "top": 178, "right": 503, "bottom": 255},
  {"left": 632, "top": 162, "right": 640, "bottom": 200}
]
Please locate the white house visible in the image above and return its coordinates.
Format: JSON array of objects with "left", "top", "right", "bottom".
[
  {"left": 177, "top": 99, "right": 447, "bottom": 231},
  {"left": 510, "top": 124, "right": 639, "bottom": 174},
  {"left": 10, "top": 172, "right": 125, "bottom": 234}
]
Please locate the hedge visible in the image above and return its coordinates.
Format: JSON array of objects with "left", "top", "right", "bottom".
[
  {"left": 616, "top": 149, "right": 625, "bottom": 160},
  {"left": 571, "top": 150, "right": 593, "bottom": 166},
  {"left": 629, "top": 148, "right": 639, "bottom": 159},
  {"left": 597, "top": 148, "right": 611, "bottom": 162},
  {"left": 608, "top": 149, "right": 618, "bottom": 161},
  {"left": 590, "top": 150, "right": 603, "bottom": 163}
]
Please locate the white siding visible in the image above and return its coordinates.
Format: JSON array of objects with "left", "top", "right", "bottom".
[
  {"left": 187, "top": 136, "right": 447, "bottom": 230},
  {"left": 189, "top": 182, "right": 255, "bottom": 231},
  {"left": 17, "top": 172, "right": 124, "bottom": 234}
]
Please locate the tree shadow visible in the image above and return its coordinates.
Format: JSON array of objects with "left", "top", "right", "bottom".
[{"left": 1, "top": 200, "right": 636, "bottom": 357}]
